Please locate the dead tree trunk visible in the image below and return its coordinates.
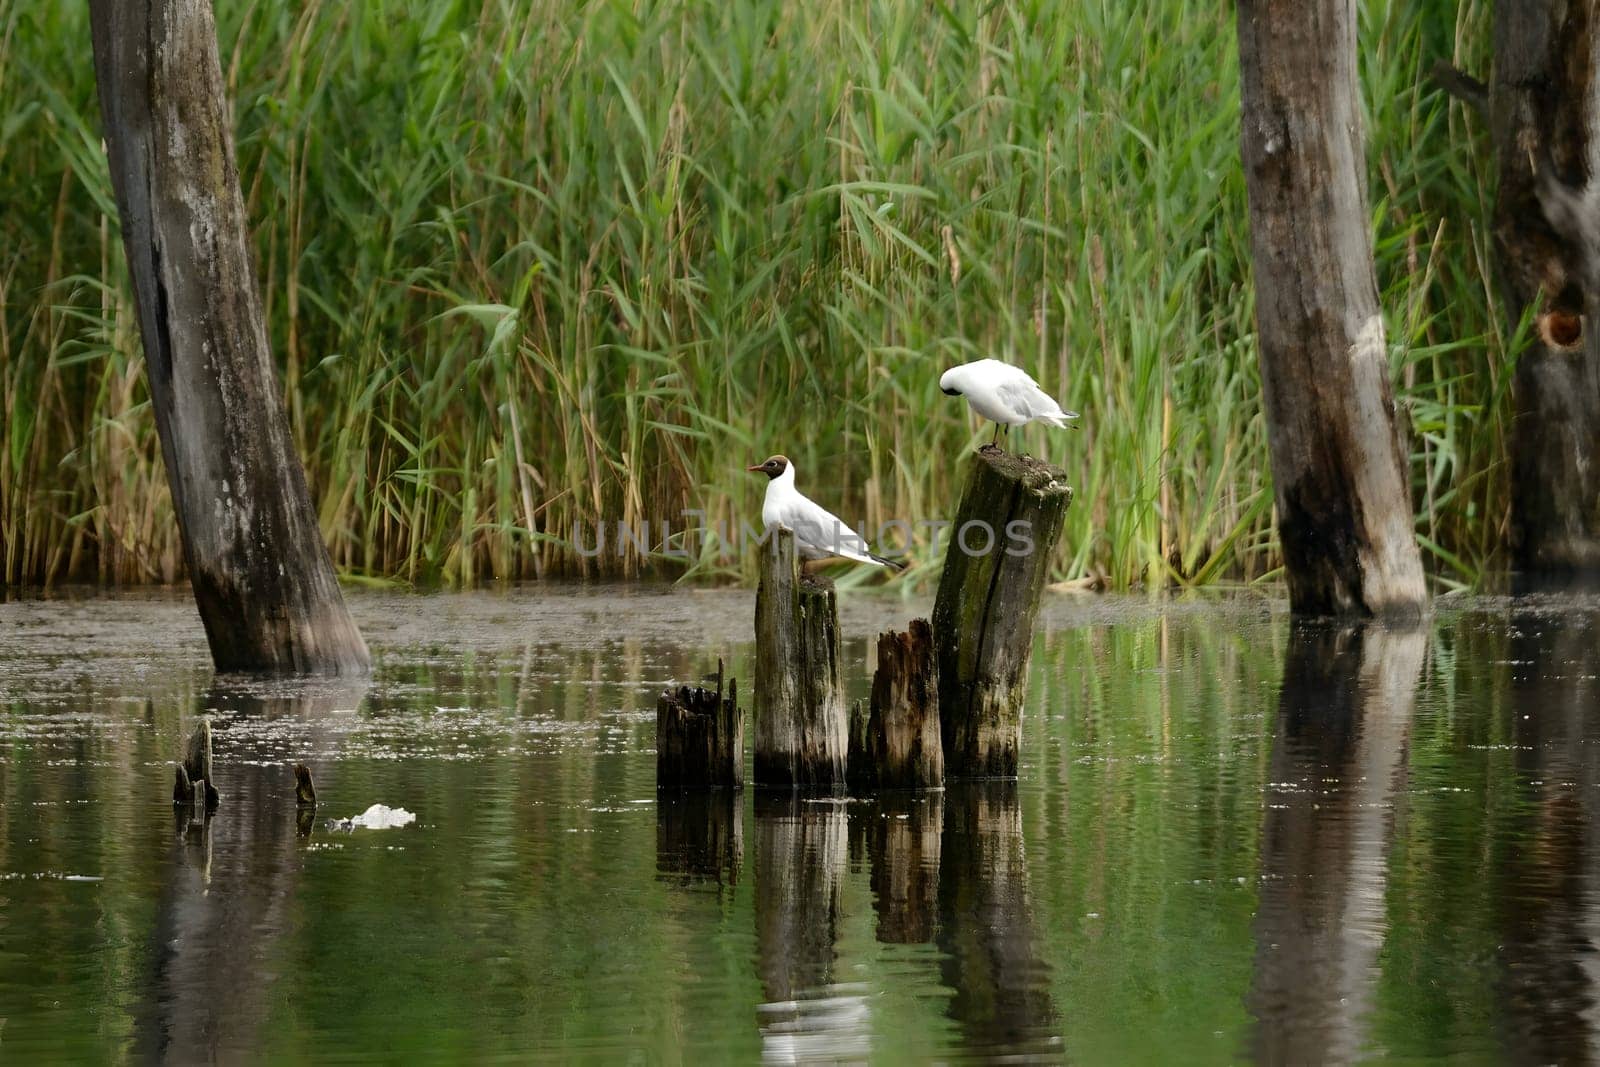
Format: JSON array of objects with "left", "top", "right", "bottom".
[
  {"left": 88, "top": 0, "right": 370, "bottom": 675},
  {"left": 848, "top": 620, "right": 943, "bottom": 789},
  {"left": 754, "top": 529, "right": 847, "bottom": 787},
  {"left": 656, "top": 660, "right": 744, "bottom": 790},
  {"left": 932, "top": 450, "right": 1071, "bottom": 778},
  {"left": 1236, "top": 0, "right": 1428, "bottom": 618},
  {"left": 1486, "top": 6, "right": 1600, "bottom": 577}
]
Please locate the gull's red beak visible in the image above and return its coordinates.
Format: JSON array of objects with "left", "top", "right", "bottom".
[{"left": 746, "top": 464, "right": 764, "bottom": 473}]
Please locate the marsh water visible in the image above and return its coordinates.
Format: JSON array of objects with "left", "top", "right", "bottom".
[{"left": 2, "top": 587, "right": 1599, "bottom": 1063}]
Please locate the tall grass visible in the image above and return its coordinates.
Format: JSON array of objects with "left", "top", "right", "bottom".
[{"left": 0, "top": 0, "right": 1504, "bottom": 590}]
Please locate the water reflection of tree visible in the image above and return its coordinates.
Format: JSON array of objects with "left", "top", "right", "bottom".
[
  {"left": 135, "top": 680, "right": 368, "bottom": 1062},
  {"left": 1249, "top": 622, "right": 1423, "bottom": 1063},
  {"left": 936, "top": 781, "right": 1061, "bottom": 1059},
  {"left": 1494, "top": 609, "right": 1600, "bottom": 1064}
]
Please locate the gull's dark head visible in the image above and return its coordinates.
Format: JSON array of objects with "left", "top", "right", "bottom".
[
  {"left": 746, "top": 455, "right": 790, "bottom": 480},
  {"left": 939, "top": 368, "right": 962, "bottom": 396}
]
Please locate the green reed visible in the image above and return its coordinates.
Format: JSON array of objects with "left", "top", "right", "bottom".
[{"left": 0, "top": 0, "right": 1507, "bottom": 590}]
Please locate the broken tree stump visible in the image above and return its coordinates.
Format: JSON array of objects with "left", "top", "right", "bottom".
[
  {"left": 848, "top": 619, "right": 943, "bottom": 789},
  {"left": 932, "top": 449, "right": 1071, "bottom": 778},
  {"left": 755, "top": 529, "right": 847, "bottom": 787},
  {"left": 656, "top": 659, "right": 744, "bottom": 790},
  {"left": 172, "top": 718, "right": 220, "bottom": 809}
]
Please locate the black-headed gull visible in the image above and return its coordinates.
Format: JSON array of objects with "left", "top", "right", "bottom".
[
  {"left": 939, "top": 358, "right": 1079, "bottom": 444},
  {"left": 747, "top": 455, "right": 902, "bottom": 570}
]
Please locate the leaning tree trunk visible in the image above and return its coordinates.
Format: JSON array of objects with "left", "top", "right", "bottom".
[
  {"left": 1236, "top": 0, "right": 1428, "bottom": 618},
  {"left": 88, "top": 0, "right": 369, "bottom": 674},
  {"left": 1489, "top": 4, "right": 1600, "bottom": 578}
]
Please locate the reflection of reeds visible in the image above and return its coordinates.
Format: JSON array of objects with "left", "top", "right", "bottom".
[{"left": 3, "top": 0, "right": 1508, "bottom": 590}]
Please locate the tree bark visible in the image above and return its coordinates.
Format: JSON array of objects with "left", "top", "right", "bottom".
[
  {"left": 931, "top": 449, "right": 1071, "bottom": 778},
  {"left": 1487, "top": 4, "right": 1600, "bottom": 577},
  {"left": 88, "top": 0, "right": 369, "bottom": 674},
  {"left": 1236, "top": 0, "right": 1428, "bottom": 618}
]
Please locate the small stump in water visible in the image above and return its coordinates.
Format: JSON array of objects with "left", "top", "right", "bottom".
[
  {"left": 294, "top": 764, "right": 317, "bottom": 836},
  {"left": 849, "top": 619, "right": 943, "bottom": 789},
  {"left": 754, "top": 529, "right": 847, "bottom": 787},
  {"left": 932, "top": 448, "right": 1071, "bottom": 777},
  {"left": 656, "top": 659, "right": 744, "bottom": 790},
  {"left": 172, "top": 718, "right": 220, "bottom": 810}
]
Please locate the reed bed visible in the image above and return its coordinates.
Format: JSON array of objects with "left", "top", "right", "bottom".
[{"left": 0, "top": 0, "right": 1505, "bottom": 590}]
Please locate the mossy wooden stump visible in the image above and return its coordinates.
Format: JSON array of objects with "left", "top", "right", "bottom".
[
  {"left": 656, "top": 659, "right": 744, "bottom": 790},
  {"left": 848, "top": 619, "right": 943, "bottom": 789},
  {"left": 755, "top": 529, "right": 847, "bottom": 787},
  {"left": 172, "top": 718, "right": 220, "bottom": 810},
  {"left": 932, "top": 448, "right": 1071, "bottom": 777}
]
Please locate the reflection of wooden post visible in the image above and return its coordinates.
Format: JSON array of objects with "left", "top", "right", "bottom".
[
  {"left": 87, "top": 0, "right": 370, "bottom": 675},
  {"left": 1249, "top": 623, "right": 1421, "bottom": 1063},
  {"left": 754, "top": 793, "right": 865, "bottom": 1060},
  {"left": 755, "top": 530, "right": 846, "bottom": 786},
  {"left": 657, "top": 660, "right": 744, "bottom": 790},
  {"left": 656, "top": 792, "right": 743, "bottom": 890},
  {"left": 932, "top": 451, "right": 1071, "bottom": 777},
  {"left": 867, "top": 792, "right": 942, "bottom": 943},
  {"left": 936, "top": 782, "right": 1060, "bottom": 1057},
  {"left": 849, "top": 620, "right": 943, "bottom": 789}
]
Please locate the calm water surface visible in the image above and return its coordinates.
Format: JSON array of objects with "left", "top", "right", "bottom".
[{"left": 1, "top": 587, "right": 1597, "bottom": 1063}]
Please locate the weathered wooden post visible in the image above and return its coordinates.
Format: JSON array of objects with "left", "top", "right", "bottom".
[
  {"left": 932, "top": 450, "right": 1071, "bottom": 778},
  {"left": 1235, "top": 0, "right": 1428, "bottom": 618},
  {"left": 656, "top": 660, "right": 744, "bottom": 790},
  {"left": 1249, "top": 622, "right": 1422, "bottom": 1062},
  {"left": 172, "top": 718, "right": 219, "bottom": 810},
  {"left": 88, "top": 0, "right": 370, "bottom": 675},
  {"left": 848, "top": 620, "right": 942, "bottom": 788},
  {"left": 755, "top": 529, "right": 847, "bottom": 787}
]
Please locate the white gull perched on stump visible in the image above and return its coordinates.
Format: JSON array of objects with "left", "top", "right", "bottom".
[
  {"left": 939, "top": 358, "right": 1079, "bottom": 445},
  {"left": 747, "top": 455, "right": 902, "bottom": 569}
]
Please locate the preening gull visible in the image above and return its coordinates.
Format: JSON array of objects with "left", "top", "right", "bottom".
[{"left": 939, "top": 358, "right": 1078, "bottom": 444}]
